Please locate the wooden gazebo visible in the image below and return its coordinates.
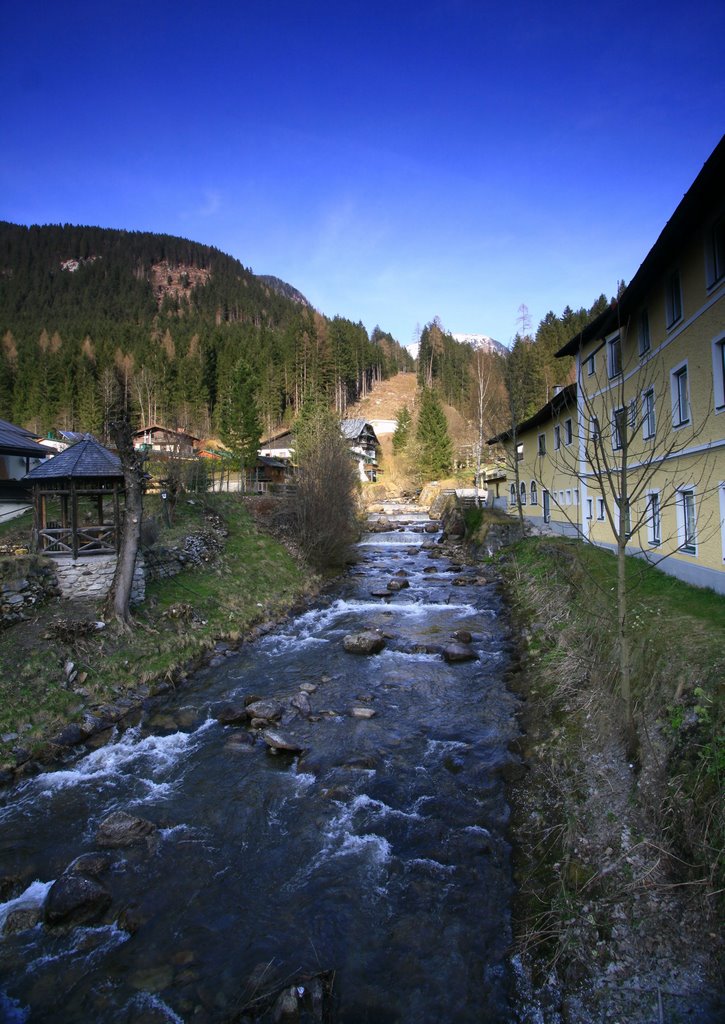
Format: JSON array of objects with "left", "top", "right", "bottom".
[{"left": 24, "top": 439, "right": 125, "bottom": 557}]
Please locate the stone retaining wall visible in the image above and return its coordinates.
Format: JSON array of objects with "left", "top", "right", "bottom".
[
  {"left": 52, "top": 555, "right": 145, "bottom": 604},
  {"left": 0, "top": 560, "right": 62, "bottom": 628}
]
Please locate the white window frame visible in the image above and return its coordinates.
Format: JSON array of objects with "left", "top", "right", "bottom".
[
  {"left": 564, "top": 418, "right": 573, "bottom": 446},
  {"left": 638, "top": 308, "right": 651, "bottom": 356},
  {"left": 586, "top": 353, "right": 595, "bottom": 376},
  {"left": 565, "top": 488, "right": 571, "bottom": 506},
  {"left": 597, "top": 497, "right": 605, "bottom": 521},
  {"left": 509, "top": 483, "right": 516, "bottom": 506},
  {"left": 516, "top": 442, "right": 524, "bottom": 462},
  {"left": 670, "top": 360, "right": 690, "bottom": 428},
  {"left": 612, "top": 406, "right": 625, "bottom": 451},
  {"left": 642, "top": 387, "right": 656, "bottom": 439},
  {"left": 553, "top": 425, "right": 561, "bottom": 450},
  {"left": 537, "top": 432, "right": 546, "bottom": 455},
  {"left": 530, "top": 481, "right": 538, "bottom": 505},
  {"left": 676, "top": 487, "right": 697, "bottom": 555},
  {"left": 665, "top": 269, "right": 683, "bottom": 328},
  {"left": 586, "top": 497, "right": 593, "bottom": 520},
  {"left": 645, "top": 489, "right": 661, "bottom": 546},
  {"left": 520, "top": 481, "right": 527, "bottom": 506},
  {"left": 607, "top": 334, "right": 622, "bottom": 379},
  {"left": 590, "top": 415, "right": 600, "bottom": 442},
  {"left": 705, "top": 214, "right": 725, "bottom": 290},
  {"left": 712, "top": 334, "right": 725, "bottom": 413},
  {"left": 574, "top": 488, "right": 579, "bottom": 506}
]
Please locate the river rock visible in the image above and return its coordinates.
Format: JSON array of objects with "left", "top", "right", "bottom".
[
  {"left": 452, "top": 629, "right": 472, "bottom": 644},
  {"left": 369, "top": 589, "right": 392, "bottom": 598},
  {"left": 96, "top": 810, "right": 158, "bottom": 847},
  {"left": 263, "top": 730, "right": 304, "bottom": 754},
  {"left": 423, "top": 522, "right": 439, "bottom": 533},
  {"left": 66, "top": 852, "right": 112, "bottom": 878},
  {"left": 245, "top": 699, "right": 284, "bottom": 723},
  {"left": 441, "top": 642, "right": 478, "bottom": 663},
  {"left": 215, "top": 702, "right": 249, "bottom": 725},
  {"left": 4, "top": 905, "right": 43, "bottom": 934},
  {"left": 51, "top": 723, "right": 87, "bottom": 748},
  {"left": 300, "top": 683, "right": 317, "bottom": 693},
  {"left": 290, "top": 692, "right": 312, "bottom": 717},
  {"left": 343, "top": 631, "right": 385, "bottom": 655},
  {"left": 386, "top": 579, "right": 409, "bottom": 591},
  {"left": 351, "top": 707, "right": 376, "bottom": 719},
  {"left": 44, "top": 873, "right": 111, "bottom": 927}
]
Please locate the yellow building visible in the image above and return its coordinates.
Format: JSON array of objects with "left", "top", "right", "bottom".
[
  {"left": 489, "top": 135, "right": 725, "bottom": 594},
  {"left": 553, "top": 135, "right": 725, "bottom": 594},
  {"left": 487, "top": 383, "right": 582, "bottom": 537}
]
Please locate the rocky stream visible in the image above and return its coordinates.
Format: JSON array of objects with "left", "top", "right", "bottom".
[{"left": 0, "top": 507, "right": 521, "bottom": 1023}]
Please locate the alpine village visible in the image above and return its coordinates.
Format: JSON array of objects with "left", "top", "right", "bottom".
[{"left": 0, "top": 138, "right": 723, "bottom": 1024}]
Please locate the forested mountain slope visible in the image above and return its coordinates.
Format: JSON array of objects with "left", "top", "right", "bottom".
[{"left": 0, "top": 222, "right": 413, "bottom": 437}]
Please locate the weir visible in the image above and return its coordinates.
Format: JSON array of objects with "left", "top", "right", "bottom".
[{"left": 0, "top": 506, "right": 520, "bottom": 1023}]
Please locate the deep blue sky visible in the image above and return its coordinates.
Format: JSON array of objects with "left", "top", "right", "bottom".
[{"left": 2, "top": 1, "right": 723, "bottom": 348}]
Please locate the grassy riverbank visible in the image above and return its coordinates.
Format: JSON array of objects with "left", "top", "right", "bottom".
[
  {"left": 0, "top": 494, "right": 315, "bottom": 771},
  {"left": 493, "top": 534, "right": 724, "bottom": 1022}
]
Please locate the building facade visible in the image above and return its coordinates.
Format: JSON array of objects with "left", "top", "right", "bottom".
[{"left": 490, "top": 136, "right": 725, "bottom": 594}]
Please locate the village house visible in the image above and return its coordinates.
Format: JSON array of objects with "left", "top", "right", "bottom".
[
  {"left": 490, "top": 135, "right": 725, "bottom": 594},
  {"left": 259, "top": 419, "right": 380, "bottom": 482},
  {"left": 0, "top": 418, "right": 50, "bottom": 524},
  {"left": 132, "top": 424, "right": 199, "bottom": 456}
]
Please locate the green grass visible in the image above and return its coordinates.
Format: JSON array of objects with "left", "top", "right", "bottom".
[
  {"left": 501, "top": 534, "right": 724, "bottom": 900},
  {"left": 0, "top": 494, "right": 312, "bottom": 765}
]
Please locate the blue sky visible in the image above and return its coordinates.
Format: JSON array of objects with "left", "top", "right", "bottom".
[{"left": 2, "top": 1, "right": 723, "bottom": 349}]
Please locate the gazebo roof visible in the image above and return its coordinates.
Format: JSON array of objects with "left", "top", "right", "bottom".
[{"left": 24, "top": 438, "right": 123, "bottom": 481}]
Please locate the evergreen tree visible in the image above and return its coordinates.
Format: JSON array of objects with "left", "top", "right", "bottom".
[
  {"left": 416, "top": 389, "right": 452, "bottom": 480},
  {"left": 217, "top": 358, "right": 261, "bottom": 481},
  {"left": 392, "top": 404, "right": 412, "bottom": 454}
]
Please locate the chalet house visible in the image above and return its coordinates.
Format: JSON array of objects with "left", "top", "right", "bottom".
[
  {"left": 259, "top": 419, "right": 380, "bottom": 482},
  {"left": 132, "top": 425, "right": 199, "bottom": 457},
  {"left": 259, "top": 427, "right": 295, "bottom": 462},
  {"left": 489, "top": 135, "right": 725, "bottom": 595},
  {"left": 0, "top": 418, "right": 50, "bottom": 524},
  {"left": 341, "top": 419, "right": 380, "bottom": 482}
]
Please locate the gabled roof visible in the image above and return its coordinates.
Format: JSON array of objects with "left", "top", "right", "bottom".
[
  {"left": 341, "top": 418, "right": 379, "bottom": 443},
  {"left": 556, "top": 134, "right": 725, "bottom": 357},
  {"left": 131, "top": 424, "right": 200, "bottom": 441},
  {"left": 487, "top": 383, "right": 577, "bottom": 444},
  {"left": 24, "top": 438, "right": 123, "bottom": 480},
  {"left": 0, "top": 418, "right": 49, "bottom": 458}
]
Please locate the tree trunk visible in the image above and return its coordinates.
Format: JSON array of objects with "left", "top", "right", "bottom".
[{"left": 104, "top": 415, "right": 144, "bottom": 629}]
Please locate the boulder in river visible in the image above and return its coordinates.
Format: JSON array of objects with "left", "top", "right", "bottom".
[
  {"left": 215, "top": 702, "right": 250, "bottom": 725},
  {"left": 263, "top": 730, "right": 304, "bottom": 754},
  {"left": 96, "top": 810, "right": 158, "bottom": 848},
  {"left": 290, "top": 691, "right": 312, "bottom": 717},
  {"left": 245, "top": 699, "right": 284, "bottom": 723},
  {"left": 4, "top": 905, "right": 43, "bottom": 934},
  {"left": 351, "top": 707, "right": 376, "bottom": 719},
  {"left": 386, "top": 579, "right": 409, "bottom": 591},
  {"left": 452, "top": 629, "right": 473, "bottom": 644},
  {"left": 66, "top": 852, "right": 112, "bottom": 878},
  {"left": 442, "top": 642, "right": 478, "bottom": 663},
  {"left": 44, "top": 873, "right": 111, "bottom": 927},
  {"left": 343, "top": 630, "right": 385, "bottom": 655}
]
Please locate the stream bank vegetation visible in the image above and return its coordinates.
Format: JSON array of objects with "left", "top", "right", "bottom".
[
  {"left": 0, "top": 492, "right": 316, "bottom": 774},
  {"left": 496, "top": 534, "right": 724, "bottom": 1022}
]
